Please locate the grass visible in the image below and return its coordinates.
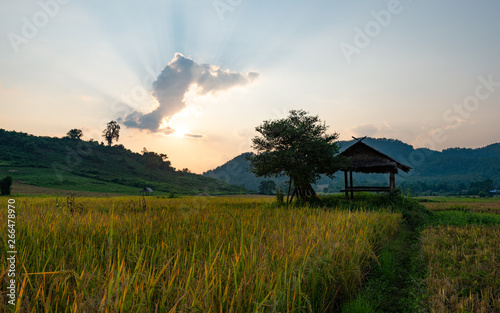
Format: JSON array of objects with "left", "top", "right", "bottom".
[
  {"left": 419, "top": 197, "right": 500, "bottom": 312},
  {"left": 418, "top": 196, "right": 500, "bottom": 203},
  {"left": 340, "top": 194, "right": 429, "bottom": 313},
  {"left": 421, "top": 225, "right": 500, "bottom": 312},
  {"left": 9, "top": 182, "right": 135, "bottom": 197},
  {"left": 351, "top": 224, "right": 428, "bottom": 313},
  {"left": 0, "top": 196, "right": 401, "bottom": 312},
  {"left": 0, "top": 165, "right": 248, "bottom": 196},
  {"left": 429, "top": 210, "right": 500, "bottom": 226},
  {"left": 340, "top": 194, "right": 500, "bottom": 313},
  {"left": 0, "top": 167, "right": 158, "bottom": 196},
  {"left": 3, "top": 193, "right": 498, "bottom": 312},
  {"left": 420, "top": 197, "right": 500, "bottom": 214}
]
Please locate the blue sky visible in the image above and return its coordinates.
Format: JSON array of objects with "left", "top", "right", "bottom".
[{"left": 1, "top": 0, "right": 499, "bottom": 173}]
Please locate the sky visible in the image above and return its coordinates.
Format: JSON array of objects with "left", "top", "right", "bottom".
[{"left": 1, "top": 0, "right": 499, "bottom": 173}]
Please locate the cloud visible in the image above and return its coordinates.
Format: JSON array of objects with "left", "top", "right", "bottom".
[
  {"left": 351, "top": 124, "right": 379, "bottom": 137},
  {"left": 184, "top": 133, "right": 203, "bottom": 139},
  {"left": 351, "top": 122, "right": 394, "bottom": 138},
  {"left": 122, "top": 53, "right": 259, "bottom": 131}
]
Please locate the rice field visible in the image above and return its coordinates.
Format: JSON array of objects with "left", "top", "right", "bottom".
[
  {"left": 421, "top": 225, "right": 500, "bottom": 313},
  {"left": 0, "top": 196, "right": 401, "bottom": 312},
  {"left": 421, "top": 197, "right": 500, "bottom": 214}
]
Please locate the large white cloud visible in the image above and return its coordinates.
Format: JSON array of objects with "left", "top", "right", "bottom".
[{"left": 122, "top": 53, "right": 259, "bottom": 131}]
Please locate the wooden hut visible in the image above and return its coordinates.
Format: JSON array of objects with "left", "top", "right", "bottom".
[
  {"left": 141, "top": 187, "right": 154, "bottom": 196},
  {"left": 339, "top": 137, "right": 411, "bottom": 199}
]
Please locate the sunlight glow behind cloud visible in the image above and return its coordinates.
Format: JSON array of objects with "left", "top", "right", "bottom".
[{"left": 122, "top": 53, "right": 259, "bottom": 132}]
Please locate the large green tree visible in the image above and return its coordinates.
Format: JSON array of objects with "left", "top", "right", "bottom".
[
  {"left": 249, "top": 110, "right": 345, "bottom": 202},
  {"left": 102, "top": 121, "right": 120, "bottom": 146}
]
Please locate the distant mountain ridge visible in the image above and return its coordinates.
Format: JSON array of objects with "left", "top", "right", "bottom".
[{"left": 203, "top": 137, "right": 500, "bottom": 194}]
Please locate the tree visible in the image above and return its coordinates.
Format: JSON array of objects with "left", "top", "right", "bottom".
[
  {"left": 258, "top": 180, "right": 276, "bottom": 195},
  {"left": 468, "top": 178, "right": 493, "bottom": 196},
  {"left": 66, "top": 129, "right": 83, "bottom": 140},
  {"left": 102, "top": 121, "right": 120, "bottom": 146},
  {"left": 142, "top": 150, "right": 173, "bottom": 171},
  {"left": 249, "top": 110, "right": 345, "bottom": 202},
  {"left": 0, "top": 176, "right": 13, "bottom": 196}
]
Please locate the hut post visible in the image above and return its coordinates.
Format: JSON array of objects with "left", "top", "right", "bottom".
[
  {"left": 389, "top": 172, "right": 395, "bottom": 190},
  {"left": 344, "top": 171, "right": 349, "bottom": 200},
  {"left": 349, "top": 171, "right": 354, "bottom": 200}
]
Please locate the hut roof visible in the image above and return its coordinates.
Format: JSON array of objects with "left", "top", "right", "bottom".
[
  {"left": 196, "top": 192, "right": 212, "bottom": 197},
  {"left": 339, "top": 140, "right": 411, "bottom": 174},
  {"left": 142, "top": 187, "right": 154, "bottom": 193}
]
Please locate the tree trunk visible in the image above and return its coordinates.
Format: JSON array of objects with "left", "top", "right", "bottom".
[
  {"left": 291, "top": 183, "right": 318, "bottom": 202},
  {"left": 290, "top": 188, "right": 296, "bottom": 203},
  {"left": 307, "top": 185, "right": 318, "bottom": 199}
]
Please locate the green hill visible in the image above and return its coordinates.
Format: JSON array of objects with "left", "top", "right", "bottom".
[
  {"left": 203, "top": 137, "right": 500, "bottom": 196},
  {"left": 0, "top": 129, "right": 246, "bottom": 195}
]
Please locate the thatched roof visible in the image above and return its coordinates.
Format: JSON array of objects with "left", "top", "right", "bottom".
[
  {"left": 339, "top": 140, "right": 411, "bottom": 174},
  {"left": 196, "top": 192, "right": 212, "bottom": 197}
]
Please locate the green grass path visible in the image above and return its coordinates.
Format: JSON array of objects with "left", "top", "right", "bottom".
[
  {"left": 341, "top": 223, "right": 427, "bottom": 313},
  {"left": 341, "top": 199, "right": 500, "bottom": 313}
]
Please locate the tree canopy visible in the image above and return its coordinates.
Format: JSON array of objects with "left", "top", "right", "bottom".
[
  {"left": 249, "top": 110, "right": 345, "bottom": 201},
  {"left": 102, "top": 121, "right": 120, "bottom": 146},
  {"left": 142, "top": 149, "right": 173, "bottom": 171},
  {"left": 258, "top": 180, "right": 277, "bottom": 195},
  {"left": 66, "top": 129, "right": 83, "bottom": 140}
]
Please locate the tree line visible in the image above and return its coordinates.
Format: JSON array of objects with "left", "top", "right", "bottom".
[
  {"left": 66, "top": 120, "right": 120, "bottom": 146},
  {"left": 400, "top": 178, "right": 496, "bottom": 197},
  {"left": 63, "top": 121, "right": 188, "bottom": 173}
]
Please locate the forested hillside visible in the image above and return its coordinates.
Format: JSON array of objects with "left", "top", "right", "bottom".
[{"left": 0, "top": 129, "right": 246, "bottom": 195}]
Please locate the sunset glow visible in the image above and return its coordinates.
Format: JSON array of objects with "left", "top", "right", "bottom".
[{"left": 1, "top": 1, "right": 499, "bottom": 173}]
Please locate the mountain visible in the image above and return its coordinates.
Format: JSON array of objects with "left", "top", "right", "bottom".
[
  {"left": 0, "top": 129, "right": 246, "bottom": 195},
  {"left": 204, "top": 152, "right": 288, "bottom": 192},
  {"left": 203, "top": 137, "right": 500, "bottom": 195}
]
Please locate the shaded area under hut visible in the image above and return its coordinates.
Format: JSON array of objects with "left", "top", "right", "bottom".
[{"left": 339, "top": 137, "right": 411, "bottom": 199}]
